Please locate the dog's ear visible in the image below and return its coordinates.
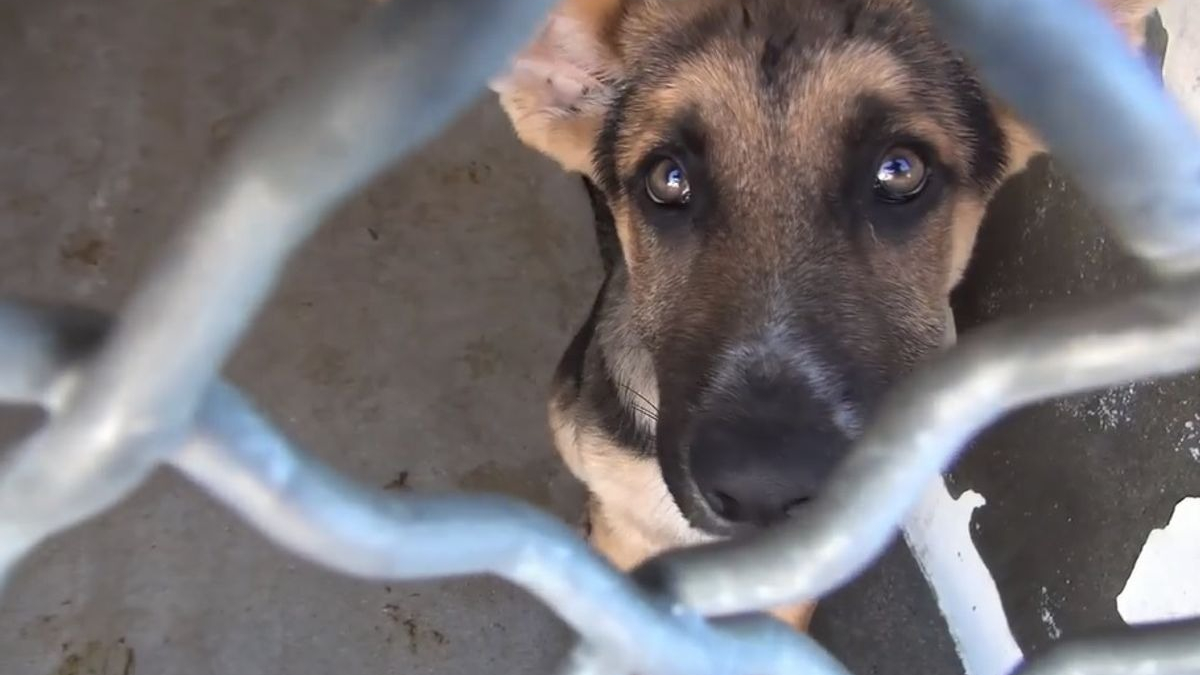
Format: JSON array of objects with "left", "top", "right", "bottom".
[
  {"left": 997, "top": 0, "right": 1161, "bottom": 175},
  {"left": 489, "top": 0, "right": 624, "bottom": 175},
  {"left": 1101, "top": 0, "right": 1162, "bottom": 46}
]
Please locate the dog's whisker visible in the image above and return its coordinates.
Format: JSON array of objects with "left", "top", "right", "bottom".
[
  {"left": 629, "top": 390, "right": 660, "bottom": 413},
  {"left": 619, "top": 382, "right": 660, "bottom": 414},
  {"left": 627, "top": 403, "right": 659, "bottom": 422},
  {"left": 618, "top": 383, "right": 660, "bottom": 417}
]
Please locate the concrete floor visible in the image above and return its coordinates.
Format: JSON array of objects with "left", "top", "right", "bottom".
[
  {"left": 0, "top": 2, "right": 1195, "bottom": 675},
  {"left": 0, "top": 2, "right": 590, "bottom": 673}
]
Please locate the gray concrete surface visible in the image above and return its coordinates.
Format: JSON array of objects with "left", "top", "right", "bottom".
[
  {"left": 0, "top": 1, "right": 960, "bottom": 674},
  {"left": 1, "top": 2, "right": 1196, "bottom": 675},
  {"left": 0, "top": 2, "right": 591, "bottom": 673}
]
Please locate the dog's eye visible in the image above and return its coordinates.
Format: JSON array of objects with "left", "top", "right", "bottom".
[
  {"left": 645, "top": 158, "right": 692, "bottom": 206},
  {"left": 873, "top": 146, "right": 928, "bottom": 203}
]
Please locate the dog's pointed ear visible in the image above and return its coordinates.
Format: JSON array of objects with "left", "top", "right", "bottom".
[
  {"left": 997, "top": 0, "right": 1161, "bottom": 175},
  {"left": 1101, "top": 0, "right": 1161, "bottom": 45},
  {"left": 489, "top": 0, "right": 624, "bottom": 175}
]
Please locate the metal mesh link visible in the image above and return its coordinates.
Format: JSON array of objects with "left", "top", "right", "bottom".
[{"left": 2, "top": 0, "right": 1199, "bottom": 674}]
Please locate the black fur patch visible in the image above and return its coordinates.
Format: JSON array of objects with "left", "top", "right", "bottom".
[
  {"left": 593, "top": 83, "right": 631, "bottom": 198},
  {"left": 551, "top": 272, "right": 654, "bottom": 458},
  {"left": 758, "top": 27, "right": 798, "bottom": 90},
  {"left": 947, "top": 57, "right": 1009, "bottom": 188},
  {"left": 550, "top": 180, "right": 655, "bottom": 459},
  {"left": 582, "top": 177, "right": 622, "bottom": 274}
]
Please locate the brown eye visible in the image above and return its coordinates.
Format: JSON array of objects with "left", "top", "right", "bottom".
[
  {"left": 645, "top": 158, "right": 692, "bottom": 206},
  {"left": 874, "top": 146, "right": 928, "bottom": 203}
]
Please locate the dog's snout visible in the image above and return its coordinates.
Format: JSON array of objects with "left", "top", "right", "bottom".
[
  {"left": 687, "top": 393, "right": 847, "bottom": 528},
  {"left": 682, "top": 332, "right": 862, "bottom": 529}
]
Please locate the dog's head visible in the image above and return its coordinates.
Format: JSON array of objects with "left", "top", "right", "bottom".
[{"left": 493, "top": 0, "right": 1156, "bottom": 534}]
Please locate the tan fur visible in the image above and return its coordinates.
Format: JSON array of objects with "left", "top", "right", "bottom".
[
  {"left": 947, "top": 197, "right": 988, "bottom": 291},
  {"left": 608, "top": 201, "right": 642, "bottom": 271},
  {"left": 553, "top": 402, "right": 817, "bottom": 629},
  {"left": 549, "top": 401, "right": 710, "bottom": 558}
]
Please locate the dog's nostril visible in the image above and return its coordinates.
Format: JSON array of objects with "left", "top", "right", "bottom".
[
  {"left": 705, "top": 490, "right": 739, "bottom": 520},
  {"left": 697, "top": 476, "right": 818, "bottom": 527},
  {"left": 783, "top": 496, "right": 813, "bottom": 519},
  {"left": 689, "top": 413, "right": 842, "bottom": 528}
]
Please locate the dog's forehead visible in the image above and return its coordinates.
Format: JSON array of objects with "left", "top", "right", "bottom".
[
  {"left": 617, "top": 46, "right": 946, "bottom": 173},
  {"left": 613, "top": 0, "right": 929, "bottom": 68},
  {"left": 608, "top": 0, "right": 972, "bottom": 183}
]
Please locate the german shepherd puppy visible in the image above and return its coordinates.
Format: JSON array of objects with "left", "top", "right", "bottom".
[{"left": 490, "top": 0, "right": 1157, "bottom": 629}]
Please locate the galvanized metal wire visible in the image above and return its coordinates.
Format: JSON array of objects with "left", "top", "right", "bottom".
[{"left": 2, "top": 0, "right": 1199, "bottom": 674}]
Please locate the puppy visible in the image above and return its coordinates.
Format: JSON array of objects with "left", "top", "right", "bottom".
[{"left": 490, "top": 0, "right": 1158, "bottom": 630}]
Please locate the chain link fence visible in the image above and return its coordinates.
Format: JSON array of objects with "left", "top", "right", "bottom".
[{"left": 2, "top": 0, "right": 1199, "bottom": 673}]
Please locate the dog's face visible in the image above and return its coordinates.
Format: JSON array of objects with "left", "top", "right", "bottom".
[{"left": 495, "top": 0, "right": 1154, "bottom": 535}]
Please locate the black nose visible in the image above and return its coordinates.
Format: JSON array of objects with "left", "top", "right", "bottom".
[{"left": 688, "top": 415, "right": 844, "bottom": 528}]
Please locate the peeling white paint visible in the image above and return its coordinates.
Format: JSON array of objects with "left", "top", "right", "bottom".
[
  {"left": 1117, "top": 497, "right": 1200, "bottom": 625},
  {"left": 904, "top": 482, "right": 1023, "bottom": 675},
  {"left": 1037, "top": 587, "right": 1062, "bottom": 640},
  {"left": 1175, "top": 414, "right": 1200, "bottom": 463},
  {"left": 1110, "top": 0, "right": 1200, "bottom": 628},
  {"left": 1055, "top": 383, "right": 1141, "bottom": 432},
  {"left": 1161, "top": 0, "right": 1200, "bottom": 125}
]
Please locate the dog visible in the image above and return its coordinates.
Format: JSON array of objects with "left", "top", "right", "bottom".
[{"left": 489, "top": 0, "right": 1158, "bottom": 631}]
